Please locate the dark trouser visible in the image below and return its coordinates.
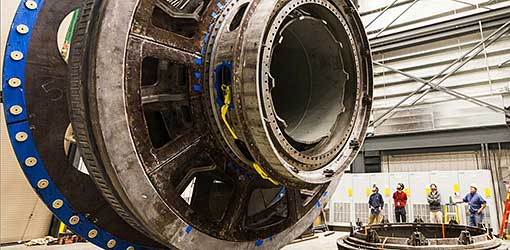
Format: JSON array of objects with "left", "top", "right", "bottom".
[
  {"left": 469, "top": 213, "right": 484, "bottom": 227},
  {"left": 395, "top": 207, "right": 406, "bottom": 223}
]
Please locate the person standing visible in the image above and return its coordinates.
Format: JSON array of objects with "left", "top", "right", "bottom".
[
  {"left": 427, "top": 184, "right": 443, "bottom": 223},
  {"left": 393, "top": 183, "right": 407, "bottom": 223},
  {"left": 368, "top": 185, "right": 384, "bottom": 224},
  {"left": 456, "top": 183, "right": 487, "bottom": 227}
]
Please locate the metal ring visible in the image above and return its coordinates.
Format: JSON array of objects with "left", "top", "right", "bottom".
[{"left": 1, "top": 1, "right": 156, "bottom": 249}]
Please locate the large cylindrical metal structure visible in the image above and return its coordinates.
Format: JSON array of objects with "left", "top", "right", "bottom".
[{"left": 2, "top": 0, "right": 372, "bottom": 249}]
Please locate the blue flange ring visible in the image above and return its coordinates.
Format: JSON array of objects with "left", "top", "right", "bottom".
[{"left": 2, "top": 1, "right": 157, "bottom": 249}]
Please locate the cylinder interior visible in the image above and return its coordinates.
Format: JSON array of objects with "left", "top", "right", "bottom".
[{"left": 271, "top": 17, "right": 347, "bottom": 145}]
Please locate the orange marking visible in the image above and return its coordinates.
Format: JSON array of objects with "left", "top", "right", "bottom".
[{"left": 381, "top": 237, "right": 388, "bottom": 249}]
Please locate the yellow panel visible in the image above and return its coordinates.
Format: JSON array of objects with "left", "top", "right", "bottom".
[
  {"left": 366, "top": 188, "right": 371, "bottom": 197},
  {"left": 485, "top": 188, "right": 491, "bottom": 198},
  {"left": 313, "top": 215, "right": 322, "bottom": 226},
  {"left": 404, "top": 187, "right": 410, "bottom": 196},
  {"left": 425, "top": 187, "right": 431, "bottom": 195},
  {"left": 348, "top": 188, "right": 353, "bottom": 197},
  {"left": 58, "top": 222, "right": 66, "bottom": 234},
  {"left": 384, "top": 187, "right": 390, "bottom": 197},
  {"left": 453, "top": 183, "right": 459, "bottom": 193}
]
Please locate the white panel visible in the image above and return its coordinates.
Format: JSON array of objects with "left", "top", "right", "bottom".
[
  {"left": 352, "top": 174, "right": 371, "bottom": 224},
  {"left": 329, "top": 175, "right": 353, "bottom": 225},
  {"left": 408, "top": 172, "right": 430, "bottom": 204},
  {"left": 352, "top": 174, "right": 371, "bottom": 203},
  {"left": 408, "top": 172, "right": 431, "bottom": 221},
  {"left": 330, "top": 175, "right": 352, "bottom": 203},
  {"left": 369, "top": 174, "right": 391, "bottom": 220},
  {"left": 457, "top": 170, "right": 499, "bottom": 231},
  {"left": 388, "top": 173, "right": 409, "bottom": 221},
  {"left": 328, "top": 170, "right": 499, "bottom": 230},
  {"left": 430, "top": 171, "right": 459, "bottom": 206},
  {"left": 383, "top": 151, "right": 479, "bottom": 172}
]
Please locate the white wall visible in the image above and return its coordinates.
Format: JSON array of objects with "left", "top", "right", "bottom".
[
  {"left": 381, "top": 150, "right": 480, "bottom": 172},
  {"left": 329, "top": 170, "right": 499, "bottom": 232},
  {"left": 359, "top": 0, "right": 510, "bottom": 135},
  {"left": 1, "top": 0, "right": 53, "bottom": 243}
]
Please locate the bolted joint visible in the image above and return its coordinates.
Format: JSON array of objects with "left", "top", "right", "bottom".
[
  {"left": 349, "top": 139, "right": 360, "bottom": 150},
  {"left": 323, "top": 168, "right": 334, "bottom": 177}
]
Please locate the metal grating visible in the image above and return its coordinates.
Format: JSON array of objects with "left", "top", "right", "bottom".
[
  {"left": 355, "top": 203, "right": 370, "bottom": 224},
  {"left": 333, "top": 202, "right": 351, "bottom": 223},
  {"left": 380, "top": 203, "right": 390, "bottom": 222},
  {"left": 463, "top": 205, "right": 492, "bottom": 227},
  {"left": 355, "top": 203, "right": 390, "bottom": 224},
  {"left": 413, "top": 204, "right": 432, "bottom": 222}
]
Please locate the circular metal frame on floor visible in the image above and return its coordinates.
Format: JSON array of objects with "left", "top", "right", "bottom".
[{"left": 337, "top": 223, "right": 506, "bottom": 250}]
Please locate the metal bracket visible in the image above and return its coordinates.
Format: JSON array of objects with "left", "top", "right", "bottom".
[
  {"left": 381, "top": 216, "right": 390, "bottom": 224},
  {"left": 505, "top": 106, "right": 510, "bottom": 126},
  {"left": 323, "top": 168, "right": 334, "bottom": 177},
  {"left": 407, "top": 230, "right": 428, "bottom": 246},
  {"left": 458, "top": 230, "right": 474, "bottom": 245},
  {"left": 449, "top": 219, "right": 459, "bottom": 224},
  {"left": 414, "top": 217, "right": 425, "bottom": 223},
  {"left": 367, "top": 229, "right": 381, "bottom": 243},
  {"left": 355, "top": 218, "right": 363, "bottom": 227},
  {"left": 349, "top": 139, "right": 360, "bottom": 150}
]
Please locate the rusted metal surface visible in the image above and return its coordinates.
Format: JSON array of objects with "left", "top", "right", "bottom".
[
  {"left": 20, "top": 0, "right": 163, "bottom": 246},
  {"left": 5, "top": 0, "right": 372, "bottom": 248}
]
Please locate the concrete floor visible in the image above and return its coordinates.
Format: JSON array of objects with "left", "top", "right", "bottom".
[
  {"left": 2, "top": 232, "right": 509, "bottom": 249},
  {"left": 1, "top": 232, "right": 344, "bottom": 250},
  {"left": 282, "top": 231, "right": 348, "bottom": 250},
  {"left": 1, "top": 243, "right": 100, "bottom": 250}
]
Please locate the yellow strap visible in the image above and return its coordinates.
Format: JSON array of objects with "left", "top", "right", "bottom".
[
  {"left": 455, "top": 205, "right": 459, "bottom": 221},
  {"left": 444, "top": 205, "right": 448, "bottom": 223},
  {"left": 381, "top": 237, "right": 388, "bottom": 249},
  {"left": 253, "top": 163, "right": 279, "bottom": 185},
  {"left": 220, "top": 85, "right": 238, "bottom": 140},
  {"left": 220, "top": 84, "right": 278, "bottom": 185}
]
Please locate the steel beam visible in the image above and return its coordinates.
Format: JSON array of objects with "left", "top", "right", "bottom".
[
  {"left": 498, "top": 57, "right": 510, "bottom": 67},
  {"left": 373, "top": 0, "right": 419, "bottom": 38},
  {"left": 373, "top": 61, "right": 505, "bottom": 113},
  {"left": 449, "top": 0, "right": 493, "bottom": 11},
  {"left": 360, "top": 0, "right": 414, "bottom": 16},
  {"left": 370, "top": 5, "right": 510, "bottom": 52},
  {"left": 364, "top": 0, "right": 399, "bottom": 29},
  {"left": 410, "top": 19, "right": 510, "bottom": 106}
]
